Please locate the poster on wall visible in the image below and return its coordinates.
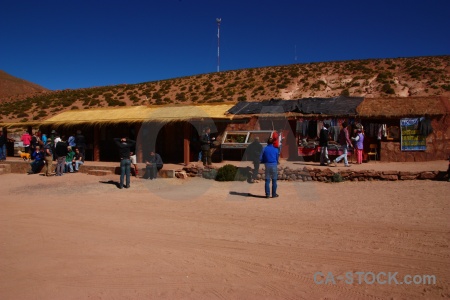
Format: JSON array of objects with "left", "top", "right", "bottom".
[{"left": 400, "top": 118, "right": 426, "bottom": 151}]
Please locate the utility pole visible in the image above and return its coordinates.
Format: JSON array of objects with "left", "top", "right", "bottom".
[{"left": 216, "top": 18, "right": 221, "bottom": 72}]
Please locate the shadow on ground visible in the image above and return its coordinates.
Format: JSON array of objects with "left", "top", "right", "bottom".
[
  {"left": 229, "top": 191, "right": 268, "bottom": 199},
  {"left": 99, "top": 180, "right": 121, "bottom": 189}
]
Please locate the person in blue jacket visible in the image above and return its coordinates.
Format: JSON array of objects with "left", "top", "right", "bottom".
[{"left": 260, "top": 137, "right": 279, "bottom": 198}]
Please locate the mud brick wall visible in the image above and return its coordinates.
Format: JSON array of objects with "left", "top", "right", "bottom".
[{"left": 381, "top": 116, "right": 450, "bottom": 162}]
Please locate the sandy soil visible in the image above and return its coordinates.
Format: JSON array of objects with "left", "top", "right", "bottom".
[{"left": 0, "top": 170, "right": 449, "bottom": 299}]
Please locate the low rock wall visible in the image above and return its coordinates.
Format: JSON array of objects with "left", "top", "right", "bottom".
[{"left": 182, "top": 165, "right": 449, "bottom": 182}]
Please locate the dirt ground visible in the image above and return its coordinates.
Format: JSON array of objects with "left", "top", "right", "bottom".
[{"left": 0, "top": 163, "right": 449, "bottom": 299}]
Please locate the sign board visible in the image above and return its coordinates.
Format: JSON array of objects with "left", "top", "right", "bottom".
[{"left": 400, "top": 118, "right": 426, "bottom": 151}]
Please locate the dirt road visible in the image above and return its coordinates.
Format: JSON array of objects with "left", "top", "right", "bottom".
[{"left": 0, "top": 173, "right": 449, "bottom": 299}]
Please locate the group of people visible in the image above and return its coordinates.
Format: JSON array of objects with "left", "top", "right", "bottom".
[
  {"left": 26, "top": 130, "right": 85, "bottom": 176},
  {"left": 319, "top": 121, "right": 365, "bottom": 167},
  {"left": 114, "top": 137, "right": 163, "bottom": 189}
]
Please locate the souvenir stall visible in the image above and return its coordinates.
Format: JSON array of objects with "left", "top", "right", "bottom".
[
  {"left": 296, "top": 118, "right": 355, "bottom": 160},
  {"left": 224, "top": 96, "right": 449, "bottom": 162},
  {"left": 226, "top": 97, "right": 364, "bottom": 161},
  {"left": 293, "top": 97, "right": 364, "bottom": 161},
  {"left": 356, "top": 97, "right": 449, "bottom": 162}
]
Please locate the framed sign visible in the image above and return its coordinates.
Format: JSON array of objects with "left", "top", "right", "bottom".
[{"left": 400, "top": 118, "right": 426, "bottom": 151}]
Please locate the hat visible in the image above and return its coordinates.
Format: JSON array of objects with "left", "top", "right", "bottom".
[{"left": 47, "top": 139, "right": 52, "bottom": 143}]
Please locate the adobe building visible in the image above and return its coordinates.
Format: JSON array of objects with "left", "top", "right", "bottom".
[
  {"left": 1, "top": 96, "right": 449, "bottom": 164},
  {"left": 223, "top": 96, "right": 450, "bottom": 162}
]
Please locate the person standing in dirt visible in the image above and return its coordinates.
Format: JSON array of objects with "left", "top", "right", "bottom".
[
  {"left": 52, "top": 132, "right": 61, "bottom": 161},
  {"left": 319, "top": 123, "right": 331, "bottom": 166},
  {"left": 200, "top": 127, "right": 214, "bottom": 167},
  {"left": 21, "top": 131, "right": 32, "bottom": 154},
  {"left": 333, "top": 122, "right": 352, "bottom": 167},
  {"left": 114, "top": 137, "right": 136, "bottom": 189},
  {"left": 54, "top": 136, "right": 68, "bottom": 176},
  {"left": 43, "top": 139, "right": 53, "bottom": 176},
  {"left": 260, "top": 137, "right": 279, "bottom": 198},
  {"left": 0, "top": 130, "right": 6, "bottom": 161},
  {"left": 246, "top": 136, "right": 263, "bottom": 183},
  {"left": 351, "top": 126, "right": 365, "bottom": 164}
]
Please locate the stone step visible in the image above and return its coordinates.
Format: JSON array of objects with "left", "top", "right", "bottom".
[
  {"left": 0, "top": 164, "right": 11, "bottom": 174},
  {"left": 137, "top": 168, "right": 175, "bottom": 178},
  {"left": 160, "top": 169, "right": 175, "bottom": 178},
  {"left": 87, "top": 169, "right": 112, "bottom": 176}
]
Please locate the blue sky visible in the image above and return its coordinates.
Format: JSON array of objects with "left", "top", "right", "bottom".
[{"left": 1, "top": 0, "right": 449, "bottom": 91}]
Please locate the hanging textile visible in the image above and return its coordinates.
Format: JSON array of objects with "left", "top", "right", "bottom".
[
  {"left": 330, "top": 126, "right": 340, "bottom": 142},
  {"left": 418, "top": 117, "right": 433, "bottom": 136},
  {"left": 317, "top": 120, "right": 323, "bottom": 138},
  {"left": 296, "top": 121, "right": 303, "bottom": 133},
  {"left": 302, "top": 120, "right": 309, "bottom": 137},
  {"left": 308, "top": 120, "right": 318, "bottom": 138}
]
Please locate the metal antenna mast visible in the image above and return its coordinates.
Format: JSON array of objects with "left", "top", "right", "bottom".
[{"left": 216, "top": 18, "right": 221, "bottom": 72}]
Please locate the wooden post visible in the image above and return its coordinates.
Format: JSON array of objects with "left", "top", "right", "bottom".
[
  {"left": 93, "top": 126, "right": 100, "bottom": 161},
  {"left": 183, "top": 122, "right": 190, "bottom": 166},
  {"left": 135, "top": 123, "right": 143, "bottom": 162}
]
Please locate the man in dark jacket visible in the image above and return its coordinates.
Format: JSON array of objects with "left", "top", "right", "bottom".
[
  {"left": 246, "top": 137, "right": 263, "bottom": 183},
  {"left": 200, "top": 127, "right": 214, "bottom": 167},
  {"left": 0, "top": 130, "right": 6, "bottom": 161},
  {"left": 143, "top": 150, "right": 163, "bottom": 180},
  {"left": 54, "top": 137, "right": 68, "bottom": 176},
  {"left": 114, "top": 137, "right": 136, "bottom": 189}
]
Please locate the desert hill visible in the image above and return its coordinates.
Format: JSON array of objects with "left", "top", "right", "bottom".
[
  {"left": 0, "top": 70, "right": 48, "bottom": 103},
  {"left": 1, "top": 55, "right": 449, "bottom": 123}
]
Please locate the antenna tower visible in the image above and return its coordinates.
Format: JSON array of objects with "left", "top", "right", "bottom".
[{"left": 216, "top": 18, "right": 221, "bottom": 72}]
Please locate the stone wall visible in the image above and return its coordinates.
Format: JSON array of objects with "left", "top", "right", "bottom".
[{"left": 182, "top": 164, "right": 449, "bottom": 182}]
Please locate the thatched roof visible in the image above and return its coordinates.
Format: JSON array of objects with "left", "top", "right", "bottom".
[
  {"left": 356, "top": 97, "right": 449, "bottom": 118},
  {"left": 1, "top": 104, "right": 235, "bottom": 128},
  {"left": 2, "top": 97, "right": 449, "bottom": 129},
  {"left": 0, "top": 120, "right": 43, "bottom": 128}
]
